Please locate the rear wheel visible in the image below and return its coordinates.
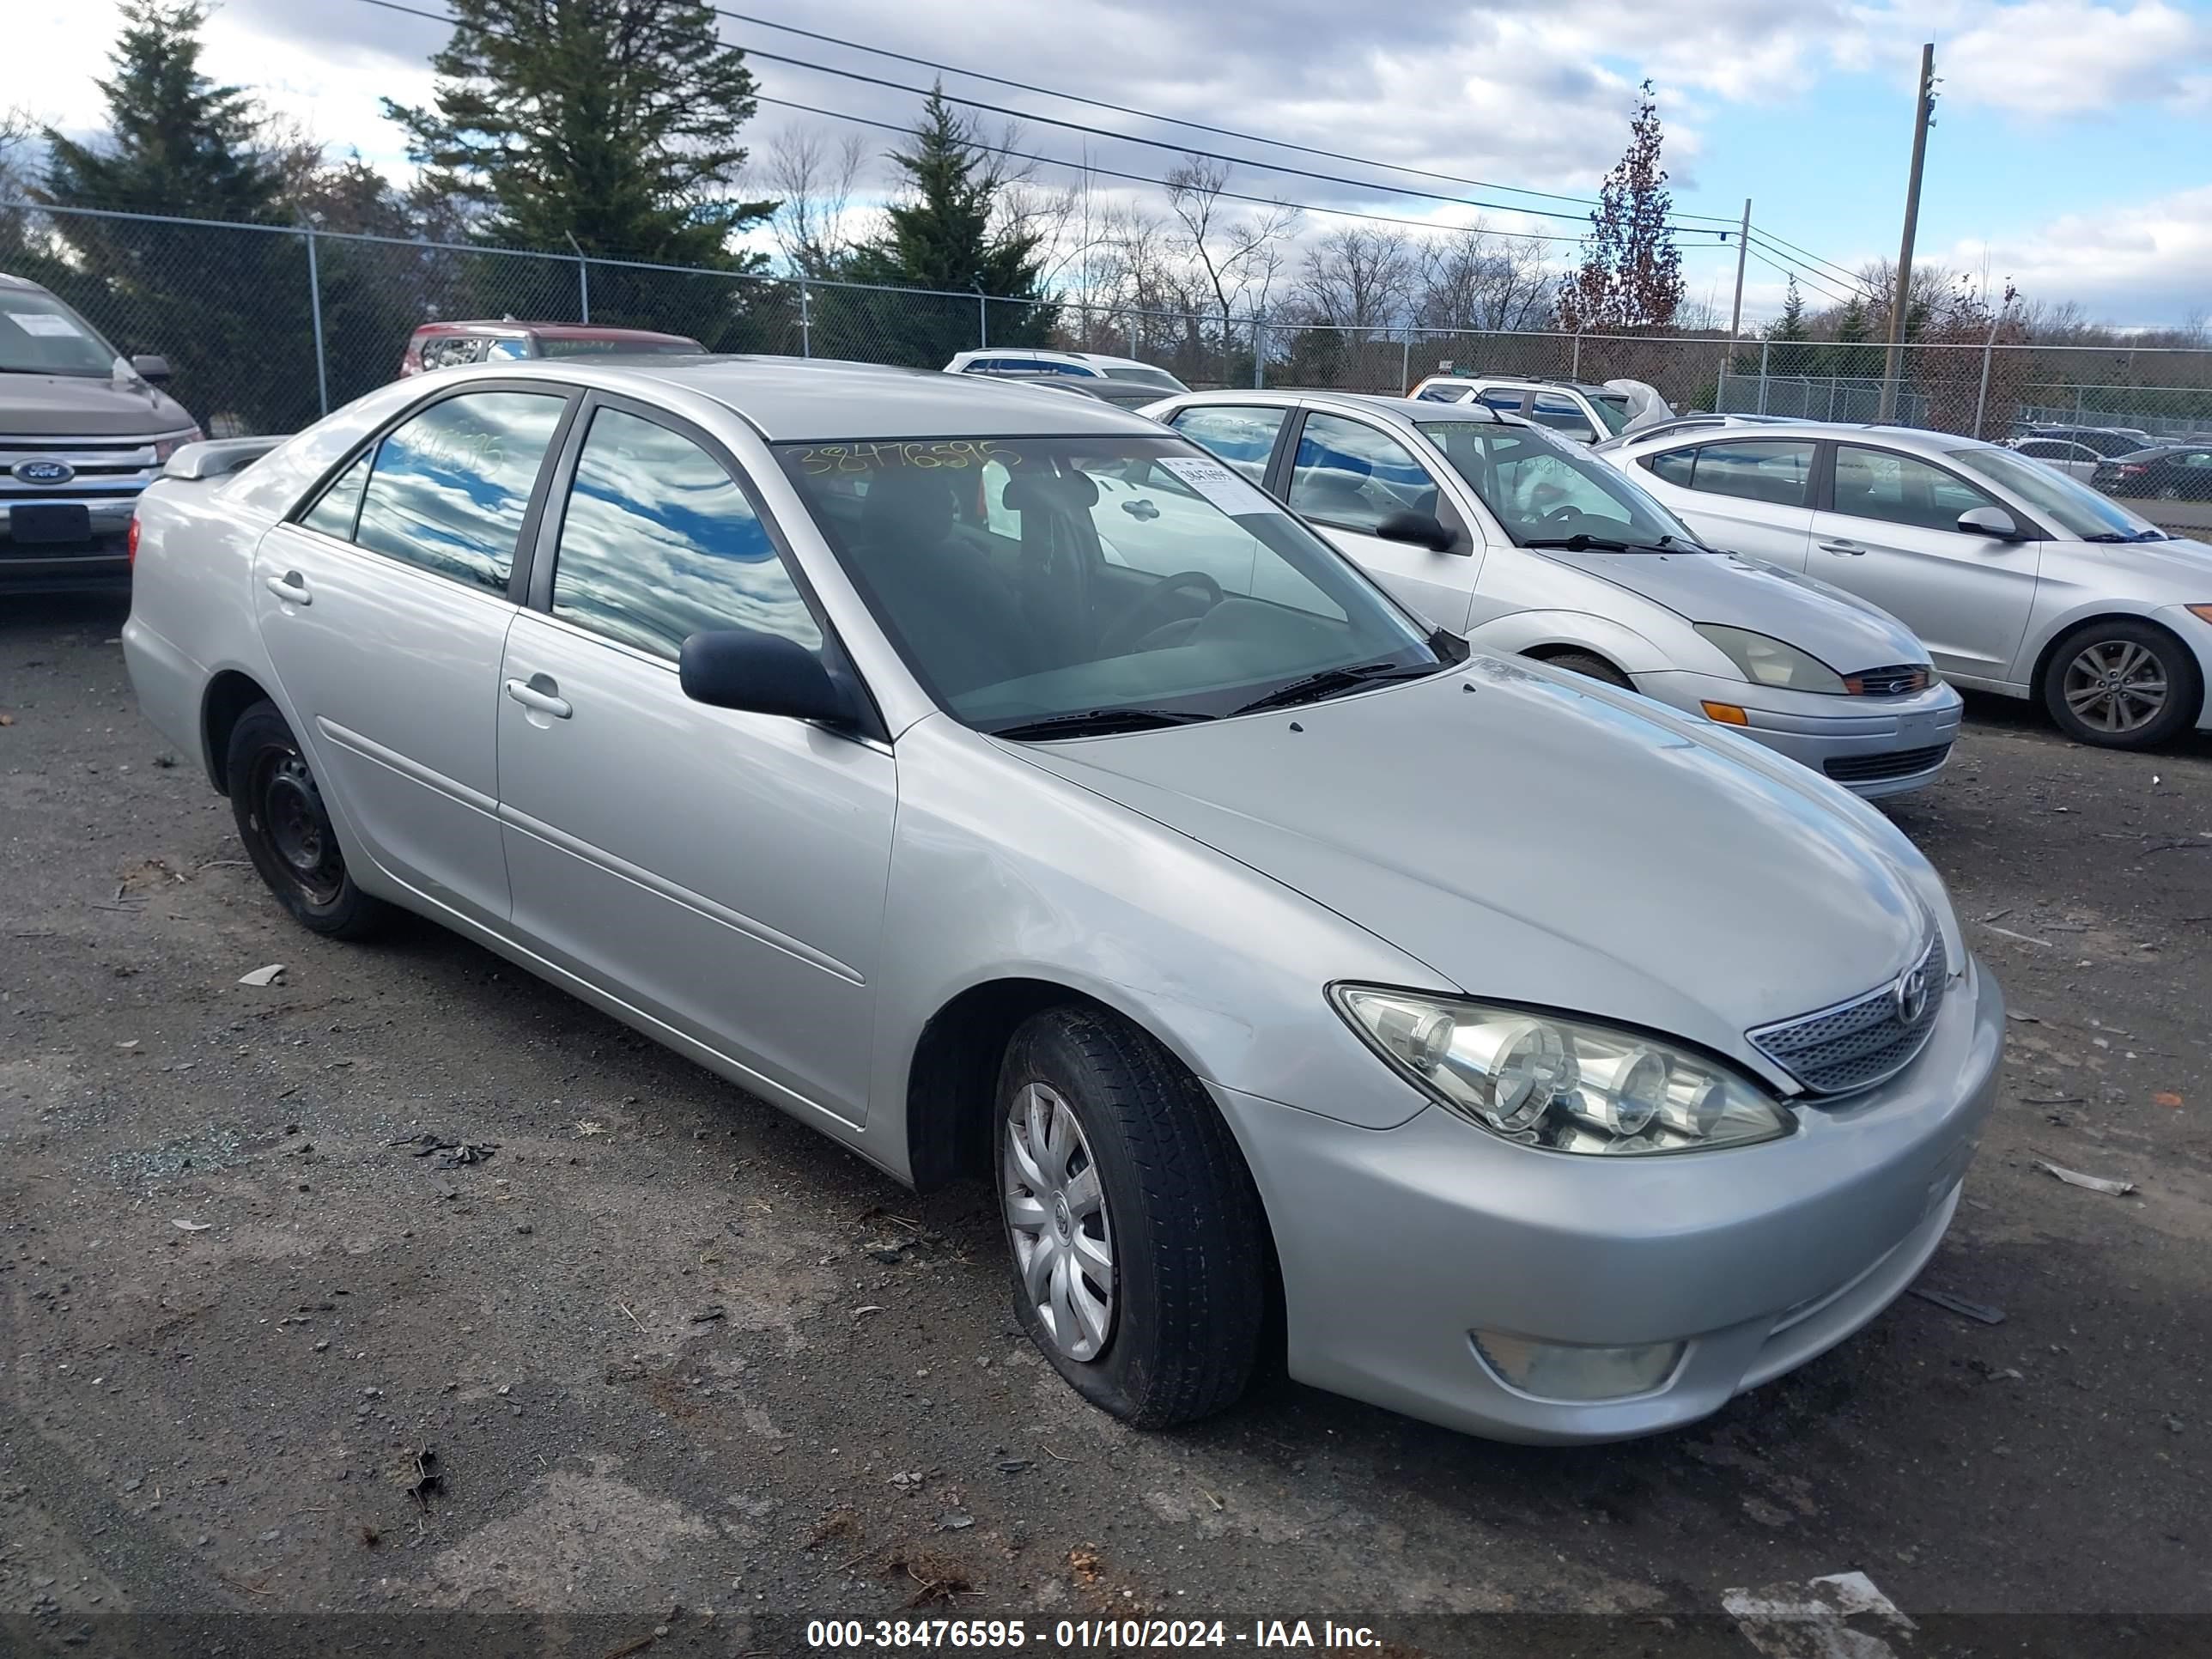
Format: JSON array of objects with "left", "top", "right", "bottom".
[
  {"left": 996, "top": 1006, "right": 1266, "bottom": 1427},
  {"left": 227, "top": 701, "right": 389, "bottom": 939},
  {"left": 2039, "top": 619, "right": 2201, "bottom": 750},
  {"left": 1537, "top": 649, "right": 1633, "bottom": 690}
]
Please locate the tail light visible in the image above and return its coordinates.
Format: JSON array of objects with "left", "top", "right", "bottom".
[
  {"left": 2118, "top": 464, "right": 2148, "bottom": 479},
  {"left": 127, "top": 515, "right": 141, "bottom": 566}
]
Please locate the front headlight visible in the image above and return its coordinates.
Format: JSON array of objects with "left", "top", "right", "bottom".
[
  {"left": 1694, "top": 623, "right": 1847, "bottom": 694},
  {"left": 150, "top": 428, "right": 204, "bottom": 463},
  {"left": 1333, "top": 986, "right": 1793, "bottom": 1154}
]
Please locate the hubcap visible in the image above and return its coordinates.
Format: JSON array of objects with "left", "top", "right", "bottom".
[
  {"left": 1002, "top": 1082, "right": 1115, "bottom": 1361},
  {"left": 255, "top": 748, "right": 345, "bottom": 905},
  {"left": 2062, "top": 640, "right": 2167, "bottom": 735}
]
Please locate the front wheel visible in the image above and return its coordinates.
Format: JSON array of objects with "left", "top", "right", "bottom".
[
  {"left": 1537, "top": 650, "right": 1634, "bottom": 690},
  {"left": 227, "top": 701, "right": 390, "bottom": 939},
  {"left": 997, "top": 1007, "right": 1267, "bottom": 1427},
  {"left": 2039, "top": 620, "right": 2202, "bottom": 750}
]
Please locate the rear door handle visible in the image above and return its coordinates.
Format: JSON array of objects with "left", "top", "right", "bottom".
[
  {"left": 1818, "top": 540, "right": 1865, "bottom": 556},
  {"left": 264, "top": 572, "right": 313, "bottom": 604},
  {"left": 504, "top": 677, "right": 572, "bottom": 720}
]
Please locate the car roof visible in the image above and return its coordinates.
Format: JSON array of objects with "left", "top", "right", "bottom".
[
  {"left": 1618, "top": 418, "right": 1978, "bottom": 453},
  {"left": 0, "top": 271, "right": 56, "bottom": 295},
  {"left": 480, "top": 356, "right": 1160, "bottom": 441},
  {"left": 1163, "top": 386, "right": 1533, "bottom": 434},
  {"left": 412, "top": 319, "right": 699, "bottom": 344},
  {"left": 1417, "top": 374, "right": 1618, "bottom": 396},
  {"left": 963, "top": 346, "right": 1156, "bottom": 372}
]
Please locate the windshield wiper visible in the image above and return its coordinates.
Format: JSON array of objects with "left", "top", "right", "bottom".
[
  {"left": 987, "top": 708, "right": 1217, "bottom": 740},
  {"left": 1522, "top": 532, "right": 1686, "bottom": 554},
  {"left": 1231, "top": 659, "right": 1437, "bottom": 716}
]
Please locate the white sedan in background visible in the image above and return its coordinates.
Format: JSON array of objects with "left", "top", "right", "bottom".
[{"left": 1144, "top": 388, "right": 1962, "bottom": 799}]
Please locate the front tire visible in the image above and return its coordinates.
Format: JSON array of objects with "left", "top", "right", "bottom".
[
  {"left": 2039, "top": 619, "right": 2201, "bottom": 750},
  {"left": 1539, "top": 649, "right": 1634, "bottom": 690},
  {"left": 227, "top": 701, "right": 389, "bottom": 939},
  {"left": 996, "top": 1007, "right": 1266, "bottom": 1428}
]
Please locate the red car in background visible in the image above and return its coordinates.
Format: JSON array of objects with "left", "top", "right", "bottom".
[{"left": 398, "top": 320, "right": 705, "bottom": 376}]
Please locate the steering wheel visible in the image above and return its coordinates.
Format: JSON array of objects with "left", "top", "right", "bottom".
[{"left": 1100, "top": 570, "right": 1224, "bottom": 655}]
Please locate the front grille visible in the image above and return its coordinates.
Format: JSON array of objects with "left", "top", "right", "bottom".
[
  {"left": 1749, "top": 930, "right": 1948, "bottom": 1096},
  {"left": 0, "top": 439, "right": 163, "bottom": 501},
  {"left": 1844, "top": 664, "right": 1932, "bottom": 696},
  {"left": 1824, "top": 743, "right": 1950, "bottom": 784}
]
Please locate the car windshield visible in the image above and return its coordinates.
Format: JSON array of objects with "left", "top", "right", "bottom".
[
  {"left": 777, "top": 435, "right": 1451, "bottom": 733},
  {"left": 1591, "top": 395, "right": 1632, "bottom": 435},
  {"left": 1101, "top": 364, "right": 1188, "bottom": 392},
  {"left": 0, "top": 287, "right": 122, "bottom": 378},
  {"left": 1948, "top": 444, "right": 2167, "bottom": 542},
  {"left": 1419, "top": 420, "right": 1700, "bottom": 550},
  {"left": 535, "top": 336, "right": 702, "bottom": 358}
]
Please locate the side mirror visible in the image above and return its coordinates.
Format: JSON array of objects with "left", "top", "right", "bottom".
[
  {"left": 1374, "top": 510, "right": 1463, "bottom": 554},
  {"left": 130, "top": 354, "right": 172, "bottom": 382},
  {"left": 1956, "top": 505, "right": 2024, "bottom": 541},
  {"left": 679, "top": 629, "right": 857, "bottom": 726}
]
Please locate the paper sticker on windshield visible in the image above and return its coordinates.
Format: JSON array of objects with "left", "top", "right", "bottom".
[
  {"left": 5, "top": 313, "right": 84, "bottom": 337},
  {"left": 1158, "top": 456, "right": 1283, "bottom": 518}
]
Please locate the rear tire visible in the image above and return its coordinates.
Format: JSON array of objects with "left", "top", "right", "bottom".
[
  {"left": 227, "top": 701, "right": 390, "bottom": 939},
  {"left": 996, "top": 1006, "right": 1266, "bottom": 1428},
  {"left": 1538, "top": 649, "right": 1634, "bottom": 690},
  {"left": 2039, "top": 619, "right": 2201, "bottom": 750}
]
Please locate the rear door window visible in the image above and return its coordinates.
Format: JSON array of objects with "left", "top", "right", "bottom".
[
  {"left": 350, "top": 390, "right": 568, "bottom": 592},
  {"left": 1683, "top": 440, "right": 1815, "bottom": 507},
  {"left": 1527, "top": 392, "right": 1595, "bottom": 441},
  {"left": 1167, "top": 405, "right": 1291, "bottom": 483}
]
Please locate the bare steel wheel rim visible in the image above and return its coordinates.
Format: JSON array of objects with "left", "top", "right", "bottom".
[
  {"left": 1002, "top": 1082, "right": 1116, "bottom": 1361},
  {"left": 252, "top": 746, "right": 345, "bottom": 906},
  {"left": 2062, "top": 640, "right": 2168, "bottom": 735}
]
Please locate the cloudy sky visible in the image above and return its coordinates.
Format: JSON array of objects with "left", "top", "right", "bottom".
[{"left": 8, "top": 0, "right": 2210, "bottom": 326}]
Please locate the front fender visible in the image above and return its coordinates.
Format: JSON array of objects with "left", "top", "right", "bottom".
[{"left": 1462, "top": 606, "right": 1678, "bottom": 681}]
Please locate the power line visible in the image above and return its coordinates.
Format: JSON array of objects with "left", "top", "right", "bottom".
[
  {"left": 753, "top": 92, "right": 1735, "bottom": 249},
  {"left": 712, "top": 3, "right": 1745, "bottom": 227},
  {"left": 1751, "top": 225, "right": 1869, "bottom": 288},
  {"left": 1747, "top": 234, "right": 1879, "bottom": 306},
  {"left": 1747, "top": 248, "right": 1861, "bottom": 310},
  {"left": 344, "top": 2, "right": 1729, "bottom": 251}
]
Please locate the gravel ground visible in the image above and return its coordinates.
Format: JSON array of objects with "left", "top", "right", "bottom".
[{"left": 3, "top": 592, "right": 2208, "bottom": 1658}]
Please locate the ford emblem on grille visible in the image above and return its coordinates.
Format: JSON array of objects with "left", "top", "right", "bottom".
[{"left": 13, "top": 459, "right": 76, "bottom": 485}]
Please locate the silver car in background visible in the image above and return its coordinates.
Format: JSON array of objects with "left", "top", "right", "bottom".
[
  {"left": 1145, "top": 388, "right": 1962, "bottom": 798},
  {"left": 1606, "top": 420, "right": 2212, "bottom": 748},
  {"left": 123, "top": 359, "right": 2000, "bottom": 1444}
]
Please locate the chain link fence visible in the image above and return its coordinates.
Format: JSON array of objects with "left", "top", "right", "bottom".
[{"left": 6, "top": 200, "right": 2210, "bottom": 450}]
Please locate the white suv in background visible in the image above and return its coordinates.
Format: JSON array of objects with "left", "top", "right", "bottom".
[
  {"left": 945, "top": 348, "right": 1188, "bottom": 392},
  {"left": 1408, "top": 376, "right": 1635, "bottom": 444}
]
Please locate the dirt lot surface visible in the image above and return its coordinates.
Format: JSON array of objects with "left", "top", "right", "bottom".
[{"left": 3, "top": 592, "right": 2208, "bottom": 1657}]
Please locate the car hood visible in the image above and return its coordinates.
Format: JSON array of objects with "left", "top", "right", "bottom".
[
  {"left": 2085, "top": 532, "right": 2212, "bottom": 583},
  {"left": 1534, "top": 548, "right": 1929, "bottom": 672},
  {"left": 0, "top": 370, "right": 194, "bottom": 436},
  {"left": 1006, "top": 659, "right": 1932, "bottom": 1064}
]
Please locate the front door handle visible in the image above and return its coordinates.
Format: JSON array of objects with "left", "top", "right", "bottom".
[
  {"left": 264, "top": 572, "right": 313, "bottom": 605},
  {"left": 504, "top": 677, "right": 572, "bottom": 720},
  {"left": 1817, "top": 540, "right": 1865, "bottom": 556}
]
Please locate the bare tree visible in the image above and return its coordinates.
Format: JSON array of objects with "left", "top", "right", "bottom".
[
  {"left": 1164, "top": 157, "right": 1297, "bottom": 327},
  {"left": 764, "top": 125, "right": 868, "bottom": 276},
  {"left": 1416, "top": 222, "right": 1555, "bottom": 334},
  {"left": 1292, "top": 227, "right": 1417, "bottom": 334}
]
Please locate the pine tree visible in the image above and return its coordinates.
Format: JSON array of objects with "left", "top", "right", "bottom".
[
  {"left": 386, "top": 0, "right": 775, "bottom": 341},
  {"left": 41, "top": 0, "right": 283, "bottom": 221},
  {"left": 35, "top": 1, "right": 304, "bottom": 431},
  {"left": 1767, "top": 276, "right": 1811, "bottom": 376},
  {"left": 386, "top": 0, "right": 774, "bottom": 267},
  {"left": 1554, "top": 82, "right": 1685, "bottom": 333},
  {"left": 830, "top": 87, "right": 1055, "bottom": 365}
]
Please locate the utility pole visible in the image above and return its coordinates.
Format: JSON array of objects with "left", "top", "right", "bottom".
[
  {"left": 1879, "top": 41, "right": 1936, "bottom": 422},
  {"left": 1717, "top": 198, "right": 1751, "bottom": 411}
]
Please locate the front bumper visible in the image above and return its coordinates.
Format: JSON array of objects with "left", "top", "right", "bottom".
[
  {"left": 1636, "top": 670, "right": 1963, "bottom": 799},
  {"left": 1213, "top": 951, "right": 2002, "bottom": 1444},
  {"left": 0, "top": 497, "right": 140, "bottom": 590}
]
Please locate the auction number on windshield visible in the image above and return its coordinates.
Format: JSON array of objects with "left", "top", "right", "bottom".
[{"left": 793, "top": 441, "right": 1020, "bottom": 474}]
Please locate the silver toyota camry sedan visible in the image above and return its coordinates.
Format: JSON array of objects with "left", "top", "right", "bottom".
[
  {"left": 123, "top": 359, "right": 2001, "bottom": 1444},
  {"left": 1143, "top": 389, "right": 1962, "bottom": 798},
  {"left": 1603, "top": 419, "right": 2212, "bottom": 749}
]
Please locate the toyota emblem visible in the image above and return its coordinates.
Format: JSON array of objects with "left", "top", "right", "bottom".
[{"left": 1893, "top": 963, "right": 1930, "bottom": 1026}]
